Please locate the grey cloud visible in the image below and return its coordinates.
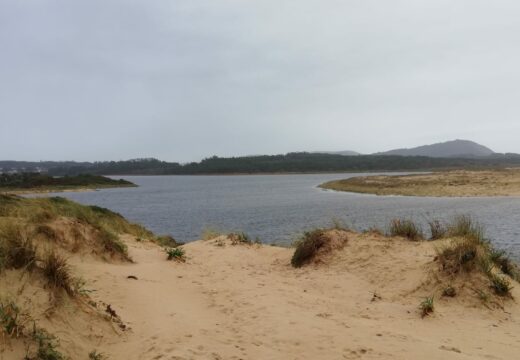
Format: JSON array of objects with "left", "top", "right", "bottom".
[{"left": 1, "top": 0, "right": 520, "bottom": 161}]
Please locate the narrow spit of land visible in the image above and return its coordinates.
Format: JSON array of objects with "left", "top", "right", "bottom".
[
  {"left": 0, "top": 173, "right": 136, "bottom": 194},
  {"left": 319, "top": 169, "right": 520, "bottom": 197}
]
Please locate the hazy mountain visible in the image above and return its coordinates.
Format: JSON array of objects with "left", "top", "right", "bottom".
[{"left": 375, "top": 140, "right": 495, "bottom": 158}]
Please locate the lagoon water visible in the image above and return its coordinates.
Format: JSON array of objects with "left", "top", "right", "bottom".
[{"left": 41, "top": 173, "right": 520, "bottom": 259}]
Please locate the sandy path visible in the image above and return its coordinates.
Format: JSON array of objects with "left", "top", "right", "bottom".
[{"left": 72, "top": 235, "right": 520, "bottom": 360}]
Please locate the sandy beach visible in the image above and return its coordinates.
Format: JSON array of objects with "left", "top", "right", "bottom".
[{"left": 34, "top": 232, "right": 520, "bottom": 359}]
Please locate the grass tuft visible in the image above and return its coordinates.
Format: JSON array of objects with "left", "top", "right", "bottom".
[
  {"left": 447, "top": 215, "right": 485, "bottom": 242},
  {"left": 0, "top": 299, "right": 25, "bottom": 337},
  {"left": 155, "top": 235, "right": 180, "bottom": 248},
  {"left": 97, "top": 228, "right": 128, "bottom": 258},
  {"left": 389, "top": 219, "right": 423, "bottom": 241},
  {"left": 0, "top": 223, "right": 37, "bottom": 270},
  {"left": 228, "top": 232, "right": 253, "bottom": 245},
  {"left": 31, "top": 328, "right": 65, "bottom": 360},
  {"left": 42, "top": 252, "right": 74, "bottom": 296},
  {"left": 165, "top": 247, "right": 185, "bottom": 261},
  {"left": 291, "top": 229, "right": 326, "bottom": 268},
  {"left": 428, "top": 220, "right": 447, "bottom": 240},
  {"left": 419, "top": 296, "right": 434, "bottom": 318},
  {"left": 201, "top": 228, "right": 222, "bottom": 241},
  {"left": 490, "top": 274, "right": 513, "bottom": 297}
]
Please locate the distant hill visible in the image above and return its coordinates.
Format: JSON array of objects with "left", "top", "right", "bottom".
[
  {"left": 313, "top": 150, "right": 361, "bottom": 156},
  {"left": 375, "top": 140, "right": 495, "bottom": 158}
]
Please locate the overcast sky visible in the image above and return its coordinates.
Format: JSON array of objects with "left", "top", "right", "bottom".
[{"left": 1, "top": 0, "right": 520, "bottom": 162}]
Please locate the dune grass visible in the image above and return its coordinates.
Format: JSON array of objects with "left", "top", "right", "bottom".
[
  {"left": 389, "top": 219, "right": 423, "bottom": 241},
  {"left": 42, "top": 252, "right": 74, "bottom": 296},
  {"left": 0, "top": 222, "right": 37, "bottom": 271},
  {"left": 0, "top": 195, "right": 155, "bottom": 261},
  {"left": 154, "top": 235, "right": 180, "bottom": 248},
  {"left": 434, "top": 216, "right": 515, "bottom": 297},
  {"left": 291, "top": 229, "right": 327, "bottom": 268}
]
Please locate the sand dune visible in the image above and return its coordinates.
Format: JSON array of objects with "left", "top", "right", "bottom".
[{"left": 63, "top": 232, "right": 520, "bottom": 360}]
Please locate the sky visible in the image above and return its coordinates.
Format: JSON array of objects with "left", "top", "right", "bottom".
[{"left": 1, "top": 0, "right": 520, "bottom": 162}]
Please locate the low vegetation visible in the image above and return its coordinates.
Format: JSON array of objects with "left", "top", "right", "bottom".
[
  {"left": 0, "top": 195, "right": 160, "bottom": 358},
  {"left": 0, "top": 195, "right": 154, "bottom": 261},
  {"left": 201, "top": 228, "right": 223, "bottom": 241},
  {"left": 155, "top": 235, "right": 181, "bottom": 247},
  {"left": 428, "top": 220, "right": 447, "bottom": 240},
  {"left": 0, "top": 172, "right": 135, "bottom": 192},
  {"left": 442, "top": 285, "right": 456, "bottom": 298},
  {"left": 227, "top": 232, "right": 255, "bottom": 245},
  {"left": 42, "top": 252, "right": 74, "bottom": 296},
  {"left": 291, "top": 229, "right": 327, "bottom": 268},
  {"left": 490, "top": 275, "right": 513, "bottom": 297},
  {"left": 420, "top": 296, "right": 434, "bottom": 318},
  {"left": 389, "top": 219, "right": 423, "bottom": 241},
  {"left": 0, "top": 298, "right": 66, "bottom": 359},
  {"left": 291, "top": 228, "right": 348, "bottom": 268},
  {"left": 433, "top": 216, "right": 516, "bottom": 298},
  {"left": 165, "top": 247, "right": 185, "bottom": 261}
]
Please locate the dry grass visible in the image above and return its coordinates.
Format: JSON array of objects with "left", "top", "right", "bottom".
[
  {"left": 291, "top": 229, "right": 327, "bottom": 268},
  {"left": 42, "top": 252, "right": 74, "bottom": 296},
  {"left": 428, "top": 220, "right": 447, "bottom": 240},
  {"left": 201, "top": 228, "right": 223, "bottom": 241},
  {"left": 291, "top": 229, "right": 348, "bottom": 268},
  {"left": 389, "top": 219, "right": 423, "bottom": 241},
  {"left": 0, "top": 223, "right": 37, "bottom": 270},
  {"left": 434, "top": 216, "right": 515, "bottom": 298},
  {"left": 154, "top": 235, "right": 180, "bottom": 247}
]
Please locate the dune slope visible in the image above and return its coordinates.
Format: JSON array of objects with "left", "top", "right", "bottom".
[{"left": 70, "top": 233, "right": 520, "bottom": 360}]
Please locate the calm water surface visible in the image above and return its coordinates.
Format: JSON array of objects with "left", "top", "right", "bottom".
[{"left": 41, "top": 174, "right": 520, "bottom": 259}]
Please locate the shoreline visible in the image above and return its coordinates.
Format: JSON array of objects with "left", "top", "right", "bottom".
[{"left": 1, "top": 184, "right": 137, "bottom": 195}]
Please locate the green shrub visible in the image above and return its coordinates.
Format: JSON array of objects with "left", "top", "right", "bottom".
[
  {"left": 291, "top": 229, "right": 326, "bottom": 268},
  {"left": 31, "top": 328, "right": 64, "bottom": 360},
  {"left": 420, "top": 296, "right": 434, "bottom": 318},
  {"left": 165, "top": 247, "right": 185, "bottom": 261},
  {"left": 389, "top": 219, "right": 423, "bottom": 241}
]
